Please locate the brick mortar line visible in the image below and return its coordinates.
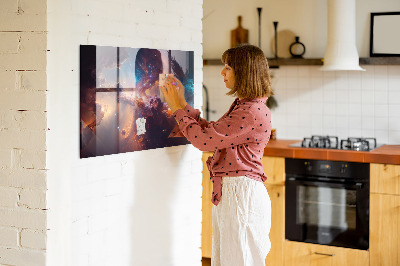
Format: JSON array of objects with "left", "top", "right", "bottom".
[{"left": 0, "top": 31, "right": 48, "bottom": 33}]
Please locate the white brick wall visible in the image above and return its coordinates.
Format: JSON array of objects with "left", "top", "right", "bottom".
[
  {"left": 47, "top": 1, "right": 203, "bottom": 266},
  {"left": 0, "top": 0, "right": 48, "bottom": 265}
]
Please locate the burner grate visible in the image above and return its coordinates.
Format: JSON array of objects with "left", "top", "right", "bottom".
[
  {"left": 340, "top": 137, "right": 377, "bottom": 151},
  {"left": 301, "top": 135, "right": 339, "bottom": 149}
]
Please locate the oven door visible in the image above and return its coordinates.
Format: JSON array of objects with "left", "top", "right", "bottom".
[{"left": 285, "top": 177, "right": 369, "bottom": 250}]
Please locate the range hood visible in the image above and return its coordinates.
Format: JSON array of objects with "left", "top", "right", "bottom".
[{"left": 320, "top": 0, "right": 365, "bottom": 71}]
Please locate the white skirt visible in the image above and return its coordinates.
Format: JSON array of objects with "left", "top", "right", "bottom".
[{"left": 212, "top": 176, "right": 271, "bottom": 266}]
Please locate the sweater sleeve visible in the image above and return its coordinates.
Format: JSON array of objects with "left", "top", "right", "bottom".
[{"left": 173, "top": 106, "right": 257, "bottom": 152}]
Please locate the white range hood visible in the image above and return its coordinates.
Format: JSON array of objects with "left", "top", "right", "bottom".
[{"left": 320, "top": 0, "right": 365, "bottom": 71}]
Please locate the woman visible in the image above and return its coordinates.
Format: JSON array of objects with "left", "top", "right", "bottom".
[{"left": 161, "top": 44, "right": 273, "bottom": 266}]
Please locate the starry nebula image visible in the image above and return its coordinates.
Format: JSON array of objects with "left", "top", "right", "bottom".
[{"left": 80, "top": 45, "right": 194, "bottom": 158}]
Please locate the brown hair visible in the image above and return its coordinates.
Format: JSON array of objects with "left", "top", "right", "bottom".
[{"left": 221, "top": 44, "right": 273, "bottom": 99}]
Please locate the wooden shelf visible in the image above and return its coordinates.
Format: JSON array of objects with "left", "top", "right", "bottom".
[
  {"left": 359, "top": 57, "right": 400, "bottom": 65},
  {"left": 203, "top": 58, "right": 323, "bottom": 67},
  {"left": 203, "top": 57, "right": 400, "bottom": 67}
]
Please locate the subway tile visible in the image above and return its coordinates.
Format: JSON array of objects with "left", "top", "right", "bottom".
[
  {"left": 348, "top": 103, "right": 362, "bottom": 116},
  {"left": 374, "top": 77, "right": 388, "bottom": 91},
  {"left": 388, "top": 117, "right": 400, "bottom": 131},
  {"left": 374, "top": 117, "right": 389, "bottom": 130},
  {"left": 349, "top": 128, "right": 362, "bottom": 137},
  {"left": 348, "top": 74, "right": 362, "bottom": 90},
  {"left": 374, "top": 130, "right": 389, "bottom": 144},
  {"left": 311, "top": 87, "right": 323, "bottom": 101},
  {"left": 322, "top": 70, "right": 335, "bottom": 78},
  {"left": 311, "top": 102, "right": 324, "bottom": 113},
  {"left": 323, "top": 103, "right": 336, "bottom": 115},
  {"left": 388, "top": 91, "right": 400, "bottom": 104},
  {"left": 362, "top": 116, "right": 375, "bottom": 130},
  {"left": 375, "top": 104, "right": 389, "bottom": 117},
  {"left": 348, "top": 90, "right": 362, "bottom": 103},
  {"left": 285, "top": 66, "right": 298, "bottom": 77},
  {"left": 336, "top": 103, "right": 349, "bottom": 116},
  {"left": 348, "top": 116, "right": 362, "bottom": 129},
  {"left": 323, "top": 86, "right": 336, "bottom": 103},
  {"left": 361, "top": 104, "right": 375, "bottom": 116},
  {"left": 374, "top": 90, "right": 388, "bottom": 104},
  {"left": 298, "top": 67, "right": 311, "bottom": 78},
  {"left": 310, "top": 66, "right": 324, "bottom": 77},
  {"left": 286, "top": 77, "right": 299, "bottom": 89},
  {"left": 388, "top": 65, "right": 400, "bottom": 76},
  {"left": 336, "top": 115, "right": 349, "bottom": 129},
  {"left": 336, "top": 90, "right": 349, "bottom": 103},
  {"left": 310, "top": 77, "right": 324, "bottom": 89},
  {"left": 388, "top": 75, "right": 400, "bottom": 91},
  {"left": 361, "top": 129, "right": 375, "bottom": 138},
  {"left": 298, "top": 77, "right": 310, "bottom": 89},
  {"left": 374, "top": 65, "right": 388, "bottom": 77},
  {"left": 388, "top": 131, "right": 400, "bottom": 144},
  {"left": 323, "top": 115, "right": 336, "bottom": 129},
  {"left": 361, "top": 90, "right": 375, "bottom": 104},
  {"left": 388, "top": 104, "right": 400, "bottom": 117}
]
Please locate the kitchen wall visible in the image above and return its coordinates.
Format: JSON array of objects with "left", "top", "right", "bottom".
[
  {"left": 47, "top": 0, "right": 203, "bottom": 265},
  {"left": 203, "top": 0, "right": 400, "bottom": 144}
]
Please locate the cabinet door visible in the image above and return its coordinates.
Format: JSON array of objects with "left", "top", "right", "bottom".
[
  {"left": 261, "top": 156, "right": 285, "bottom": 185},
  {"left": 265, "top": 185, "right": 284, "bottom": 266},
  {"left": 284, "top": 241, "right": 369, "bottom": 266},
  {"left": 370, "top": 193, "right": 400, "bottom": 266},
  {"left": 370, "top": 163, "right": 400, "bottom": 195},
  {"left": 202, "top": 152, "right": 213, "bottom": 258}
]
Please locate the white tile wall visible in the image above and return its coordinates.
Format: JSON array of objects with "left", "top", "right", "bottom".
[{"left": 203, "top": 65, "right": 400, "bottom": 144}]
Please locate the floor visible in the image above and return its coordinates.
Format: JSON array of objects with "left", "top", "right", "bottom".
[{"left": 202, "top": 257, "right": 211, "bottom": 266}]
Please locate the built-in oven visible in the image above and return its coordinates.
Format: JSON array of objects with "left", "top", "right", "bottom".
[{"left": 285, "top": 158, "right": 369, "bottom": 250}]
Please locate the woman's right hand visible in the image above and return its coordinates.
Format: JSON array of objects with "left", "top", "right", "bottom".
[{"left": 168, "top": 76, "right": 187, "bottom": 108}]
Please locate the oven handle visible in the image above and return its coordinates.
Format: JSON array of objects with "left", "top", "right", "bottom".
[
  {"left": 286, "top": 177, "right": 364, "bottom": 189},
  {"left": 314, "top": 252, "right": 335, "bottom": 257}
]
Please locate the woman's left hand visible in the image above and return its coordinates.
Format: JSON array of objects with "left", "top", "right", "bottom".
[{"left": 161, "top": 77, "right": 185, "bottom": 113}]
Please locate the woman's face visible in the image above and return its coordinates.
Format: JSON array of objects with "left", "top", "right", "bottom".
[{"left": 220, "top": 64, "right": 235, "bottom": 89}]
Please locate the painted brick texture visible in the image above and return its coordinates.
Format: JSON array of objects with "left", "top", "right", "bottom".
[
  {"left": 46, "top": 0, "right": 203, "bottom": 266},
  {"left": 0, "top": 0, "right": 48, "bottom": 265}
]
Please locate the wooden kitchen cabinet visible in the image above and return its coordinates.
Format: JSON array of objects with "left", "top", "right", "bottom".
[
  {"left": 264, "top": 184, "right": 285, "bottom": 266},
  {"left": 262, "top": 156, "right": 285, "bottom": 266},
  {"left": 284, "top": 241, "right": 369, "bottom": 266},
  {"left": 202, "top": 152, "right": 214, "bottom": 258},
  {"left": 201, "top": 154, "right": 286, "bottom": 265},
  {"left": 370, "top": 163, "right": 400, "bottom": 266},
  {"left": 370, "top": 163, "right": 400, "bottom": 195},
  {"left": 370, "top": 193, "right": 400, "bottom": 266}
]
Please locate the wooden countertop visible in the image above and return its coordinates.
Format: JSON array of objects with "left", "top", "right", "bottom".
[{"left": 263, "top": 139, "right": 400, "bottom": 165}]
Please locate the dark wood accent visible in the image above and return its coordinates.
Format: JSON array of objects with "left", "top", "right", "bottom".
[
  {"left": 263, "top": 140, "right": 400, "bottom": 165},
  {"left": 204, "top": 57, "right": 400, "bottom": 67},
  {"left": 359, "top": 57, "right": 400, "bottom": 65},
  {"left": 267, "top": 58, "right": 323, "bottom": 67}
]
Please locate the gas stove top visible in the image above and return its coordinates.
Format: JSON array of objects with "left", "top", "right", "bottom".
[{"left": 289, "top": 135, "right": 382, "bottom": 151}]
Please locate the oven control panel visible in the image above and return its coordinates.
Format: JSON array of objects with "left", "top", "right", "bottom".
[{"left": 286, "top": 158, "right": 369, "bottom": 180}]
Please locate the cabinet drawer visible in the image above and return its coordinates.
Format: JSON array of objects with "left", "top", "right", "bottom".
[{"left": 284, "top": 241, "right": 369, "bottom": 266}]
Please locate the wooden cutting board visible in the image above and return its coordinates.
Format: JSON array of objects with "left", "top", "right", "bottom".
[{"left": 231, "top": 16, "right": 249, "bottom": 48}]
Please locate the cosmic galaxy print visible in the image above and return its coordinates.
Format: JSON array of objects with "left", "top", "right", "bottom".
[{"left": 80, "top": 45, "right": 194, "bottom": 158}]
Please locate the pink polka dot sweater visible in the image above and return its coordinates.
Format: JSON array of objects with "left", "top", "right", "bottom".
[{"left": 170, "top": 97, "right": 272, "bottom": 206}]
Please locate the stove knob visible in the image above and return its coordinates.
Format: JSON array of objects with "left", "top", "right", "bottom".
[
  {"left": 305, "top": 162, "right": 312, "bottom": 171},
  {"left": 340, "top": 164, "right": 347, "bottom": 174}
]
